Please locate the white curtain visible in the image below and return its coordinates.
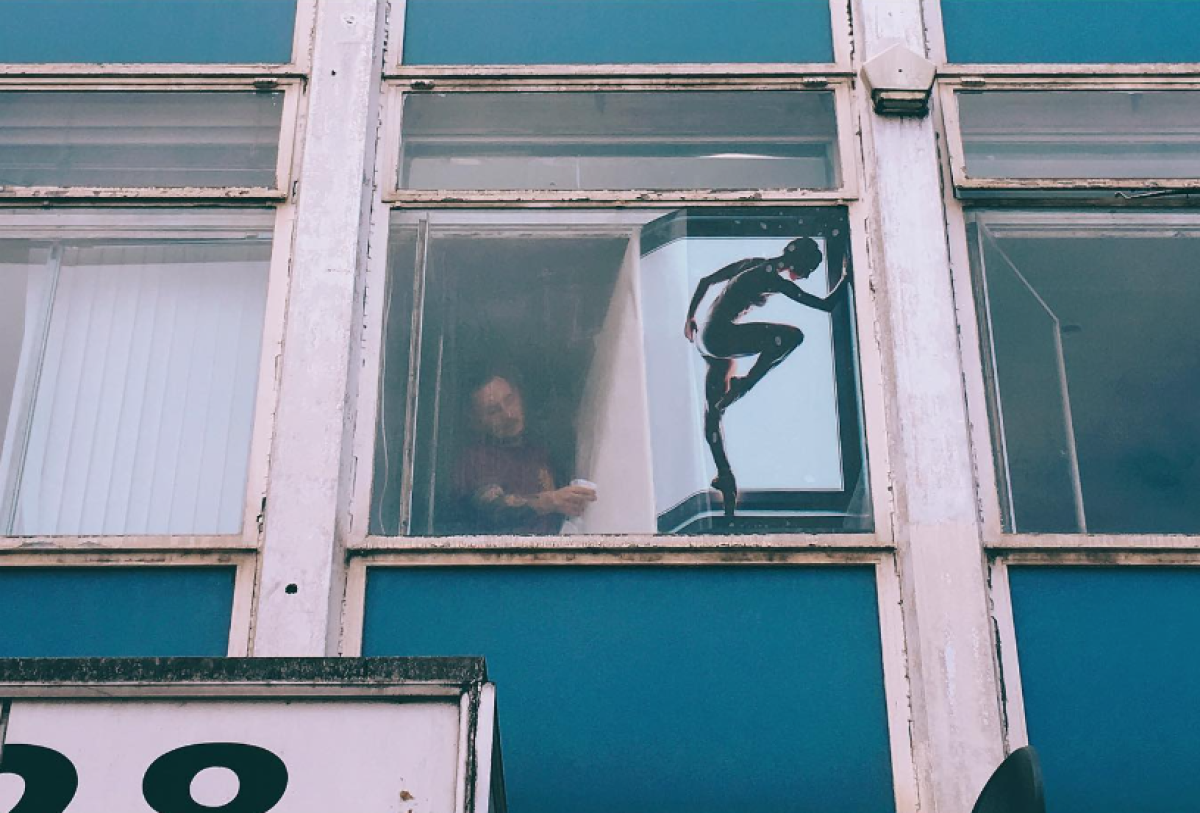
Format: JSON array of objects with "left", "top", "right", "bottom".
[
  {"left": 5, "top": 241, "right": 269, "bottom": 536},
  {"left": 569, "top": 238, "right": 657, "bottom": 534}
]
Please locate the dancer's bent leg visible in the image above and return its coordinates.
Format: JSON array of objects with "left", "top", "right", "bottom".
[
  {"left": 712, "top": 324, "right": 804, "bottom": 410},
  {"left": 703, "top": 358, "right": 738, "bottom": 517}
]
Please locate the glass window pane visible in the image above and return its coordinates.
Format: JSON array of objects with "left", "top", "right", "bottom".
[
  {"left": 0, "top": 91, "right": 284, "bottom": 189},
  {"left": 1008, "top": 567, "right": 1200, "bottom": 813},
  {"left": 0, "top": 566, "right": 234, "bottom": 656},
  {"left": 399, "top": 91, "right": 841, "bottom": 192},
  {"left": 372, "top": 208, "right": 871, "bottom": 536},
  {"left": 958, "top": 91, "right": 1200, "bottom": 181},
  {"left": 364, "top": 565, "right": 894, "bottom": 813},
  {"left": 970, "top": 211, "right": 1200, "bottom": 534},
  {"left": 0, "top": 0, "right": 296, "bottom": 64},
  {"left": 402, "top": 0, "right": 834, "bottom": 65},
  {"left": 0, "top": 211, "right": 273, "bottom": 536},
  {"left": 942, "top": 0, "right": 1200, "bottom": 63}
]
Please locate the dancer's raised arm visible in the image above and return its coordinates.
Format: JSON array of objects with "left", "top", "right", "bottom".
[{"left": 777, "top": 265, "right": 848, "bottom": 313}]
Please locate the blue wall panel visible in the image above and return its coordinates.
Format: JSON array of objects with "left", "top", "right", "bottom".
[
  {"left": 0, "top": 567, "right": 235, "bottom": 657},
  {"left": 943, "top": 0, "right": 1200, "bottom": 63},
  {"left": 0, "top": 0, "right": 296, "bottom": 64},
  {"left": 1009, "top": 567, "right": 1200, "bottom": 813},
  {"left": 402, "top": 0, "right": 834, "bottom": 65},
  {"left": 364, "top": 565, "right": 894, "bottom": 813}
]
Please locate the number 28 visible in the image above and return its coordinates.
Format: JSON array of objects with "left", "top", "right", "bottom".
[{"left": 1, "top": 743, "right": 288, "bottom": 813}]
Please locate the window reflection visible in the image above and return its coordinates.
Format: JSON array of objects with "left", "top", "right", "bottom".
[
  {"left": 0, "top": 92, "right": 284, "bottom": 189},
  {"left": 373, "top": 209, "right": 871, "bottom": 536},
  {"left": 971, "top": 211, "right": 1200, "bottom": 533},
  {"left": 399, "top": 91, "right": 841, "bottom": 192},
  {"left": 958, "top": 90, "right": 1200, "bottom": 181}
]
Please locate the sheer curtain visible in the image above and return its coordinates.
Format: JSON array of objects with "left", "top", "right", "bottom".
[
  {"left": 3, "top": 240, "right": 269, "bottom": 536},
  {"left": 570, "top": 237, "right": 657, "bottom": 534}
]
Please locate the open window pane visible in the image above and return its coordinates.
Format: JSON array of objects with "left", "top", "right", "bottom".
[
  {"left": 957, "top": 91, "right": 1200, "bottom": 180},
  {"left": 364, "top": 565, "right": 894, "bottom": 813},
  {"left": 1008, "top": 567, "right": 1200, "bottom": 813},
  {"left": 0, "top": 211, "right": 272, "bottom": 536},
  {"left": 0, "top": 0, "right": 296, "bottom": 64},
  {"left": 372, "top": 208, "right": 871, "bottom": 536},
  {"left": 942, "top": 0, "right": 1200, "bottom": 63},
  {"left": 401, "top": 0, "right": 834, "bottom": 65},
  {"left": 399, "top": 91, "right": 841, "bottom": 191},
  {"left": 971, "top": 212, "right": 1200, "bottom": 534},
  {"left": 0, "top": 91, "right": 284, "bottom": 189},
  {"left": 0, "top": 566, "right": 234, "bottom": 656}
]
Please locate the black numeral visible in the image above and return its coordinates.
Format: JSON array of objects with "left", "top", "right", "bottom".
[
  {"left": 0, "top": 744, "right": 79, "bottom": 813},
  {"left": 142, "top": 743, "right": 288, "bottom": 813}
]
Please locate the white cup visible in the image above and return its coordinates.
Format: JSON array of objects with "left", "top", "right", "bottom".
[{"left": 561, "top": 479, "right": 596, "bottom": 536}]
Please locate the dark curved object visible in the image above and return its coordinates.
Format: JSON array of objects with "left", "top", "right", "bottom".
[
  {"left": 0, "top": 743, "right": 80, "bottom": 813},
  {"left": 143, "top": 742, "right": 288, "bottom": 813},
  {"left": 972, "top": 745, "right": 1046, "bottom": 813}
]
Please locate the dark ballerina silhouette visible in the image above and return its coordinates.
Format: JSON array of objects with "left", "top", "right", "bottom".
[{"left": 683, "top": 237, "right": 848, "bottom": 518}]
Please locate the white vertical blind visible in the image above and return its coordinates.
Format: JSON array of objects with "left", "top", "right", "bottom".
[{"left": 9, "top": 241, "right": 269, "bottom": 536}]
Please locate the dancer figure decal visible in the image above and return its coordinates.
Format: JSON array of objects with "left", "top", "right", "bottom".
[{"left": 683, "top": 237, "right": 849, "bottom": 518}]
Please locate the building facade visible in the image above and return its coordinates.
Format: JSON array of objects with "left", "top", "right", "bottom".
[{"left": 2, "top": 1, "right": 1199, "bottom": 811}]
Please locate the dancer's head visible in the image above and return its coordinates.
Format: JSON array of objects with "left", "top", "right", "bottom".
[{"left": 776, "top": 237, "right": 823, "bottom": 280}]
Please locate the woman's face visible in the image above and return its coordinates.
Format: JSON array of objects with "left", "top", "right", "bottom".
[{"left": 472, "top": 376, "right": 526, "bottom": 440}]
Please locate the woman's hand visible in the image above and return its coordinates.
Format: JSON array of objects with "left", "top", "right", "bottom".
[{"left": 534, "top": 485, "right": 597, "bottom": 517}]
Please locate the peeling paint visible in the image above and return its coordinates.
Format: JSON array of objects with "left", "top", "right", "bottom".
[{"left": 0, "top": 656, "right": 487, "bottom": 688}]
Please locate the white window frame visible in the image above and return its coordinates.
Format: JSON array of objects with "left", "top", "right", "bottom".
[
  {"left": 349, "top": 0, "right": 893, "bottom": 540},
  {"left": 0, "top": 0, "right": 317, "bottom": 657},
  {"left": 343, "top": 204, "right": 892, "bottom": 550},
  {"left": 340, "top": 9, "right": 913, "bottom": 805},
  {"left": 339, "top": 548, "right": 918, "bottom": 813},
  {"left": 0, "top": 77, "right": 305, "bottom": 201},
  {"left": 988, "top": 552, "right": 1200, "bottom": 752},
  {"left": 0, "top": 206, "right": 295, "bottom": 550},
  {"left": 385, "top": 0, "right": 854, "bottom": 74},
  {"left": 938, "top": 76, "right": 1200, "bottom": 194},
  {"left": 928, "top": 10, "right": 1200, "bottom": 547},
  {"left": 0, "top": 551, "right": 257, "bottom": 656},
  {"left": 378, "top": 78, "right": 859, "bottom": 204},
  {"left": 941, "top": 203, "right": 1200, "bottom": 551}
]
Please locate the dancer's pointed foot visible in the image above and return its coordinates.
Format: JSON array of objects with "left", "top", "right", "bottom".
[
  {"left": 715, "top": 376, "right": 751, "bottom": 411},
  {"left": 711, "top": 471, "right": 738, "bottom": 518}
]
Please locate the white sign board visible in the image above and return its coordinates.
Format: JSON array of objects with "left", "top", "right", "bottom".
[{"left": 0, "top": 658, "right": 500, "bottom": 813}]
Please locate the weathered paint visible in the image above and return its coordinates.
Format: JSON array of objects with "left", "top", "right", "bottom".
[
  {"left": 0, "top": 1, "right": 1193, "bottom": 809},
  {"left": 0, "top": 657, "right": 496, "bottom": 813},
  {"left": 0, "top": 655, "right": 487, "bottom": 687},
  {"left": 855, "top": 0, "right": 1006, "bottom": 809},
  {"left": 353, "top": 532, "right": 887, "bottom": 552},
  {"left": 253, "top": 0, "right": 387, "bottom": 656}
]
